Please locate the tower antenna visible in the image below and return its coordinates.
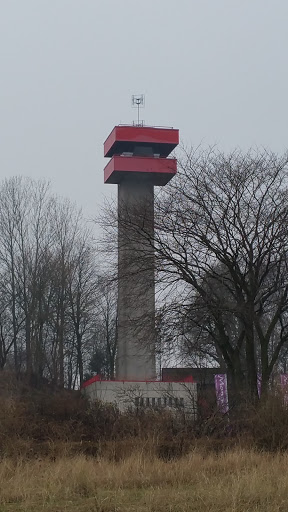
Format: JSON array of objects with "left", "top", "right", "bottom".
[{"left": 132, "top": 94, "right": 145, "bottom": 126}]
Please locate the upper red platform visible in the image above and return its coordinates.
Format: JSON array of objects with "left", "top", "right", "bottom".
[{"left": 104, "top": 125, "right": 179, "bottom": 158}]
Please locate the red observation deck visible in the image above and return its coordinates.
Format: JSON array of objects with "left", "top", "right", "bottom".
[{"left": 104, "top": 125, "right": 179, "bottom": 186}]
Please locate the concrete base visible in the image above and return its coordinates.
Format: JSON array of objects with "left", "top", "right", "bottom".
[{"left": 83, "top": 380, "right": 197, "bottom": 417}]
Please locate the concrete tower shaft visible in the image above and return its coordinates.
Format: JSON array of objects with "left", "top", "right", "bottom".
[{"left": 117, "top": 175, "right": 155, "bottom": 380}]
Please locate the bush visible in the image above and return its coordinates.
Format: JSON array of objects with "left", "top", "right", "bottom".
[{"left": 1, "top": 373, "right": 288, "bottom": 459}]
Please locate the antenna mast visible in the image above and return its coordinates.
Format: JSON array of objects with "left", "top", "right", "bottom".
[{"left": 132, "top": 94, "right": 145, "bottom": 126}]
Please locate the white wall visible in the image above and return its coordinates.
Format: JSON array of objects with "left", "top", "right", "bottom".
[{"left": 83, "top": 380, "right": 197, "bottom": 416}]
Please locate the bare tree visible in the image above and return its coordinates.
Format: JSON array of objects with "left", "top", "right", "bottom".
[
  {"left": 66, "top": 233, "right": 99, "bottom": 386},
  {"left": 0, "top": 177, "right": 107, "bottom": 388},
  {"left": 0, "top": 177, "right": 28, "bottom": 373},
  {"left": 86, "top": 276, "right": 118, "bottom": 380},
  {"left": 104, "top": 148, "right": 288, "bottom": 400},
  {"left": 96, "top": 276, "right": 118, "bottom": 379}
]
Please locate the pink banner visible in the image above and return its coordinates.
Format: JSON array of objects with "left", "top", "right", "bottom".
[
  {"left": 214, "top": 374, "right": 229, "bottom": 414},
  {"left": 280, "top": 374, "right": 288, "bottom": 405}
]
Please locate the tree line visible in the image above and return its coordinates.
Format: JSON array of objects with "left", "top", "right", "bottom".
[
  {"left": 0, "top": 177, "right": 117, "bottom": 387},
  {"left": 3, "top": 146, "right": 288, "bottom": 400}
]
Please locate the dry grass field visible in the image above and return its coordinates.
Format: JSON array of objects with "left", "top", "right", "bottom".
[
  {"left": 1, "top": 379, "right": 288, "bottom": 511},
  {"left": 0, "top": 449, "right": 288, "bottom": 512}
]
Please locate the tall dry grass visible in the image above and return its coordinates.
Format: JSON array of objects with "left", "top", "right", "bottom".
[
  {"left": 2, "top": 378, "right": 288, "bottom": 510},
  {"left": 0, "top": 449, "right": 288, "bottom": 511}
]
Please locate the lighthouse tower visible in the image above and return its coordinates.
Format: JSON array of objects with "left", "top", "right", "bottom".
[
  {"left": 81, "top": 104, "right": 197, "bottom": 415},
  {"left": 104, "top": 123, "right": 178, "bottom": 380}
]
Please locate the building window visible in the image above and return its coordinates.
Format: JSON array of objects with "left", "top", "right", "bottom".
[
  {"left": 146, "top": 397, "right": 150, "bottom": 407},
  {"left": 152, "top": 397, "right": 156, "bottom": 406}
]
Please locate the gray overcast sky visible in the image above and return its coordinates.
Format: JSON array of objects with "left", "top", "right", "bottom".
[{"left": 0, "top": 0, "right": 287, "bottom": 219}]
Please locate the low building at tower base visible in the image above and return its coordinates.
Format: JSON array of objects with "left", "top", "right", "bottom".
[{"left": 81, "top": 377, "right": 197, "bottom": 418}]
